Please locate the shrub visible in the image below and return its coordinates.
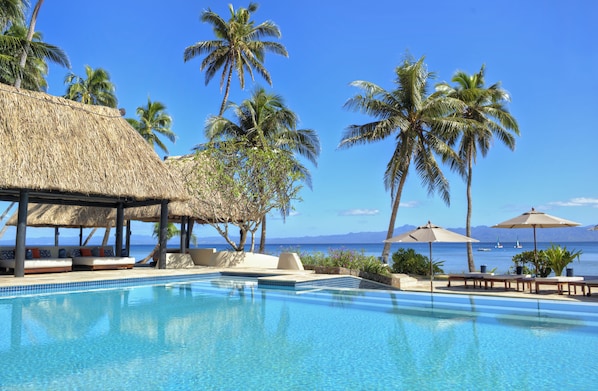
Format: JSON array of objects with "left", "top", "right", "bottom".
[
  {"left": 512, "top": 250, "right": 550, "bottom": 277},
  {"left": 391, "top": 248, "right": 444, "bottom": 276},
  {"left": 360, "top": 257, "right": 391, "bottom": 276},
  {"left": 297, "top": 251, "right": 329, "bottom": 267},
  {"left": 542, "top": 244, "right": 582, "bottom": 276}
]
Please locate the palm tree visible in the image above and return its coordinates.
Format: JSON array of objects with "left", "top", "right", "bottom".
[
  {"left": 64, "top": 65, "right": 117, "bottom": 107},
  {"left": 435, "top": 65, "right": 519, "bottom": 271},
  {"left": 204, "top": 86, "right": 320, "bottom": 252},
  {"left": 0, "top": 0, "right": 24, "bottom": 30},
  {"left": 0, "top": 0, "right": 69, "bottom": 91},
  {"left": 126, "top": 98, "right": 176, "bottom": 155},
  {"left": 183, "top": 2, "right": 288, "bottom": 115},
  {"left": 340, "top": 56, "right": 465, "bottom": 263},
  {"left": 0, "top": 23, "right": 69, "bottom": 91}
]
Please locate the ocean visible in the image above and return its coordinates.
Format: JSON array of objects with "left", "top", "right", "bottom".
[{"left": 128, "top": 241, "right": 598, "bottom": 276}]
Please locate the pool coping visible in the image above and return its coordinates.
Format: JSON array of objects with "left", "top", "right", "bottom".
[{"left": 2, "top": 266, "right": 598, "bottom": 303}]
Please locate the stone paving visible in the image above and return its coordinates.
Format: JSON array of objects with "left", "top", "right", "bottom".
[{"left": 1, "top": 266, "right": 598, "bottom": 303}]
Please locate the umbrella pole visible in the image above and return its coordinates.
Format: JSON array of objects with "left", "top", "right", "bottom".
[
  {"left": 533, "top": 225, "right": 538, "bottom": 276},
  {"left": 429, "top": 242, "right": 433, "bottom": 292}
]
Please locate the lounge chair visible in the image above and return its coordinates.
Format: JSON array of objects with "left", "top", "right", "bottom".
[
  {"left": 481, "top": 274, "right": 531, "bottom": 290},
  {"left": 534, "top": 276, "right": 584, "bottom": 294},
  {"left": 567, "top": 279, "right": 598, "bottom": 296},
  {"left": 70, "top": 247, "right": 134, "bottom": 270},
  {"left": 0, "top": 248, "right": 72, "bottom": 274},
  {"left": 447, "top": 272, "right": 493, "bottom": 288}
]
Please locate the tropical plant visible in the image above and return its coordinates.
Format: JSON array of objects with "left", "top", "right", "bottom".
[
  {"left": 183, "top": 2, "right": 288, "bottom": 115},
  {"left": 391, "top": 248, "right": 444, "bottom": 276},
  {"left": 542, "top": 244, "right": 582, "bottom": 276},
  {"left": 0, "top": 7, "right": 69, "bottom": 91},
  {"left": 138, "top": 222, "right": 180, "bottom": 265},
  {"left": 64, "top": 65, "right": 117, "bottom": 107},
  {"left": 204, "top": 87, "right": 319, "bottom": 252},
  {"left": 512, "top": 250, "right": 551, "bottom": 277},
  {"left": 340, "top": 55, "right": 465, "bottom": 263},
  {"left": 0, "top": 0, "right": 24, "bottom": 29},
  {"left": 184, "top": 142, "right": 303, "bottom": 251},
  {"left": 436, "top": 65, "right": 519, "bottom": 272},
  {"left": 126, "top": 98, "right": 176, "bottom": 155}
]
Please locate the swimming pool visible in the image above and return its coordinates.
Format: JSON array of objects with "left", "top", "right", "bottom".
[{"left": 1, "top": 274, "right": 597, "bottom": 390}]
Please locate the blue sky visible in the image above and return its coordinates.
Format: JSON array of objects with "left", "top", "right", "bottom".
[{"left": 7, "top": 0, "right": 598, "bottom": 241}]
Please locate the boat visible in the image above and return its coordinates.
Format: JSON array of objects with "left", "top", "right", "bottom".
[
  {"left": 477, "top": 247, "right": 492, "bottom": 252},
  {"left": 514, "top": 238, "right": 523, "bottom": 249},
  {"left": 495, "top": 237, "right": 503, "bottom": 249}
]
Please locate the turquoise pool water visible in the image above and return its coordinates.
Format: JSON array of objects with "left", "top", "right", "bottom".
[{"left": 1, "top": 275, "right": 597, "bottom": 390}]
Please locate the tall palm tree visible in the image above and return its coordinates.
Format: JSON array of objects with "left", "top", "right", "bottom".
[
  {"left": 126, "top": 98, "right": 176, "bottom": 155},
  {"left": 64, "top": 65, "right": 117, "bottom": 107},
  {"left": 340, "top": 56, "right": 465, "bottom": 263},
  {"left": 204, "top": 86, "right": 320, "bottom": 252},
  {"left": 184, "top": 2, "right": 288, "bottom": 115},
  {"left": 14, "top": 0, "right": 42, "bottom": 89},
  {"left": 435, "top": 65, "right": 519, "bottom": 271},
  {"left": 0, "top": 23, "right": 68, "bottom": 90}
]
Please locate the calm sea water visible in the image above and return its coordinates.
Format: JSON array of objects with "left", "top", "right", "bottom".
[{"left": 130, "top": 241, "right": 598, "bottom": 276}]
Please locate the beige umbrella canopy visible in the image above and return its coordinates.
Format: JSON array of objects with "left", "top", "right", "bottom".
[
  {"left": 492, "top": 207, "right": 580, "bottom": 251},
  {"left": 492, "top": 207, "right": 580, "bottom": 274},
  {"left": 384, "top": 221, "right": 479, "bottom": 292}
]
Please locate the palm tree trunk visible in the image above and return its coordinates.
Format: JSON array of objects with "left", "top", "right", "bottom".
[
  {"left": 218, "top": 63, "right": 234, "bottom": 116},
  {"left": 466, "top": 153, "right": 475, "bottom": 272},
  {"left": 82, "top": 228, "right": 97, "bottom": 246},
  {"left": 139, "top": 244, "right": 159, "bottom": 264},
  {"left": 102, "top": 227, "right": 111, "bottom": 246},
  {"left": 381, "top": 173, "right": 408, "bottom": 263},
  {"left": 259, "top": 215, "right": 266, "bottom": 253},
  {"left": 14, "top": 0, "right": 44, "bottom": 89}
]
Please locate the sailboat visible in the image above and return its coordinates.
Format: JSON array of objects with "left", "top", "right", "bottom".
[
  {"left": 514, "top": 237, "right": 523, "bottom": 249},
  {"left": 495, "top": 237, "right": 503, "bottom": 249}
]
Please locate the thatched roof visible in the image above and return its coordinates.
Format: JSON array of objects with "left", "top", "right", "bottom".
[
  {"left": 124, "top": 155, "right": 213, "bottom": 223},
  {"left": 5, "top": 203, "right": 124, "bottom": 228},
  {"left": 0, "top": 83, "right": 187, "bottom": 207}
]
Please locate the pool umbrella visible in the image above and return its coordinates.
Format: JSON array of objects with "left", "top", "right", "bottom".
[
  {"left": 384, "top": 221, "right": 479, "bottom": 292},
  {"left": 491, "top": 207, "right": 580, "bottom": 275}
]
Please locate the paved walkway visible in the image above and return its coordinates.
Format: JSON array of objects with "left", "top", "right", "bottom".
[{"left": 2, "top": 267, "right": 598, "bottom": 303}]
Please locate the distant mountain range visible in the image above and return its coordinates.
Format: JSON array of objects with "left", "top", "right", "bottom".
[
  {"left": 3, "top": 224, "right": 596, "bottom": 246},
  {"left": 260, "top": 224, "right": 598, "bottom": 244}
]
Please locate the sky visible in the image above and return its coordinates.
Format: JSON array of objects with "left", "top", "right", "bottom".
[{"left": 6, "top": 0, "right": 597, "bottom": 241}]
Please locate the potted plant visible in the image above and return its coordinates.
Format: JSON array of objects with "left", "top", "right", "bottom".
[{"left": 542, "top": 244, "right": 582, "bottom": 277}]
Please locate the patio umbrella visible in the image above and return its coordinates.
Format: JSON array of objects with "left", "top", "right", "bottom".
[
  {"left": 384, "top": 221, "right": 479, "bottom": 292},
  {"left": 491, "top": 207, "right": 580, "bottom": 274}
]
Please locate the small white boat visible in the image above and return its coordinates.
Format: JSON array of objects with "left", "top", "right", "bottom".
[
  {"left": 495, "top": 237, "right": 503, "bottom": 249},
  {"left": 477, "top": 247, "right": 492, "bottom": 252},
  {"left": 514, "top": 238, "right": 523, "bottom": 249}
]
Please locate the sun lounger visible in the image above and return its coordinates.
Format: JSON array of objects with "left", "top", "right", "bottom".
[
  {"left": 0, "top": 248, "right": 72, "bottom": 274},
  {"left": 447, "top": 272, "right": 493, "bottom": 288},
  {"left": 567, "top": 279, "right": 598, "bottom": 296},
  {"left": 534, "top": 276, "right": 584, "bottom": 294},
  {"left": 481, "top": 274, "right": 531, "bottom": 290},
  {"left": 0, "top": 258, "right": 72, "bottom": 274},
  {"left": 69, "top": 247, "right": 134, "bottom": 270}
]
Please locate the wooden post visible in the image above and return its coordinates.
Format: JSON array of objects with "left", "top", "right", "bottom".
[
  {"left": 180, "top": 216, "right": 188, "bottom": 254},
  {"left": 125, "top": 220, "right": 131, "bottom": 257},
  {"left": 14, "top": 190, "right": 29, "bottom": 277},
  {"left": 115, "top": 203, "right": 124, "bottom": 256},
  {"left": 158, "top": 200, "right": 169, "bottom": 269}
]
